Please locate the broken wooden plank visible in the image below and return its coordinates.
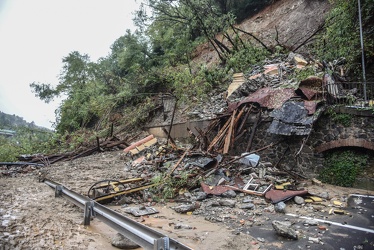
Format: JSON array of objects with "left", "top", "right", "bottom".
[
  {"left": 246, "top": 109, "right": 262, "bottom": 152},
  {"left": 207, "top": 116, "right": 232, "bottom": 152},
  {"left": 166, "top": 151, "right": 188, "bottom": 178},
  {"left": 236, "top": 105, "right": 252, "bottom": 135},
  {"left": 166, "top": 97, "right": 177, "bottom": 147},
  {"left": 223, "top": 109, "right": 237, "bottom": 154}
]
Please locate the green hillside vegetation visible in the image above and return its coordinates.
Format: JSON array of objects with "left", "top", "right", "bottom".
[
  {"left": 0, "top": 112, "right": 55, "bottom": 162},
  {"left": 1, "top": 0, "right": 371, "bottom": 162}
]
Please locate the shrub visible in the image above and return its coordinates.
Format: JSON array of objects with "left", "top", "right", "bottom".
[{"left": 319, "top": 150, "right": 368, "bottom": 187}]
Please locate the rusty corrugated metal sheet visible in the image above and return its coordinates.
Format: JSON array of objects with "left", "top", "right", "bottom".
[
  {"left": 298, "top": 87, "right": 317, "bottom": 100},
  {"left": 228, "top": 87, "right": 297, "bottom": 111}
]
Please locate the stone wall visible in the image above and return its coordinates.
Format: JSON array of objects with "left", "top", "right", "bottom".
[{"left": 233, "top": 107, "right": 374, "bottom": 178}]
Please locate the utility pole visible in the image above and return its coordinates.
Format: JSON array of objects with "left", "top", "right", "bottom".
[{"left": 358, "top": 0, "right": 367, "bottom": 103}]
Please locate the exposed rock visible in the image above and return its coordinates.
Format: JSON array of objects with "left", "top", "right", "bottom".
[
  {"left": 172, "top": 202, "right": 200, "bottom": 213},
  {"left": 239, "top": 203, "right": 255, "bottom": 210},
  {"left": 218, "top": 199, "right": 236, "bottom": 208},
  {"left": 174, "top": 223, "right": 193, "bottom": 229},
  {"left": 304, "top": 219, "right": 319, "bottom": 226},
  {"left": 294, "top": 196, "right": 305, "bottom": 205},
  {"left": 272, "top": 221, "right": 298, "bottom": 240},
  {"left": 274, "top": 202, "right": 286, "bottom": 213},
  {"left": 294, "top": 56, "right": 308, "bottom": 67},
  {"left": 194, "top": 192, "right": 207, "bottom": 201},
  {"left": 206, "top": 200, "right": 220, "bottom": 207},
  {"left": 117, "top": 196, "right": 133, "bottom": 205},
  {"left": 263, "top": 204, "right": 275, "bottom": 213},
  {"left": 319, "top": 192, "right": 330, "bottom": 200},
  {"left": 242, "top": 197, "right": 253, "bottom": 203},
  {"left": 221, "top": 190, "right": 237, "bottom": 198},
  {"left": 111, "top": 233, "right": 140, "bottom": 249}
]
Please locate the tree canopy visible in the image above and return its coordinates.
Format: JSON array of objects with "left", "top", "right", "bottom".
[{"left": 29, "top": 0, "right": 373, "bottom": 136}]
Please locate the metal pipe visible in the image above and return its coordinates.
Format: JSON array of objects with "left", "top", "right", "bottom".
[
  {"left": 358, "top": 0, "right": 367, "bottom": 102},
  {"left": 43, "top": 179, "right": 193, "bottom": 250}
]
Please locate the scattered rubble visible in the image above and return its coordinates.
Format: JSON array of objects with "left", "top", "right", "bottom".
[
  {"left": 111, "top": 233, "right": 140, "bottom": 249},
  {"left": 271, "top": 220, "right": 298, "bottom": 240},
  {"left": 1, "top": 52, "right": 373, "bottom": 249}
]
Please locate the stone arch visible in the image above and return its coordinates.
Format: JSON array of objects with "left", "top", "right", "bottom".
[{"left": 315, "top": 138, "right": 374, "bottom": 153}]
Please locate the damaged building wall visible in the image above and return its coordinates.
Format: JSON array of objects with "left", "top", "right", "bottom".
[
  {"left": 233, "top": 108, "right": 374, "bottom": 178},
  {"left": 233, "top": 110, "right": 323, "bottom": 178}
]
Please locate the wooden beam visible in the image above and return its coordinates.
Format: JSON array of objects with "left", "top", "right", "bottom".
[{"left": 223, "top": 110, "right": 237, "bottom": 154}]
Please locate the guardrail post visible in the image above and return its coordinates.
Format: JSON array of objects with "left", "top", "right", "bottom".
[
  {"left": 55, "top": 185, "right": 63, "bottom": 197},
  {"left": 84, "top": 201, "right": 95, "bottom": 225},
  {"left": 154, "top": 237, "right": 170, "bottom": 250}
]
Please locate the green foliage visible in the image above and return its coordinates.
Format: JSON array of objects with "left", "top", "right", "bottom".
[
  {"left": 122, "top": 97, "right": 157, "bottom": 128},
  {"left": 289, "top": 67, "right": 318, "bottom": 82},
  {"left": 312, "top": 0, "right": 374, "bottom": 74},
  {"left": 138, "top": 0, "right": 258, "bottom": 63},
  {"left": 226, "top": 43, "right": 269, "bottom": 72},
  {"left": 0, "top": 137, "right": 19, "bottom": 162},
  {"left": 28, "top": 0, "right": 282, "bottom": 136},
  {"left": 326, "top": 107, "right": 353, "bottom": 127},
  {"left": 150, "top": 171, "right": 192, "bottom": 199},
  {"left": 319, "top": 150, "right": 368, "bottom": 187},
  {"left": 160, "top": 64, "right": 229, "bottom": 102},
  {"left": 0, "top": 127, "right": 56, "bottom": 162}
]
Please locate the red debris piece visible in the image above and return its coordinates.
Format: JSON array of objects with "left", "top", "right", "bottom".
[
  {"left": 123, "top": 135, "right": 155, "bottom": 153},
  {"left": 304, "top": 100, "right": 320, "bottom": 114},
  {"left": 265, "top": 189, "right": 308, "bottom": 203},
  {"left": 299, "top": 87, "right": 317, "bottom": 100},
  {"left": 228, "top": 87, "right": 297, "bottom": 111},
  {"left": 200, "top": 182, "right": 236, "bottom": 195}
]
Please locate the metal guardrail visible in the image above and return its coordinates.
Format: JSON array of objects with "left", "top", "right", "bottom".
[
  {"left": 340, "top": 81, "right": 374, "bottom": 101},
  {"left": 325, "top": 81, "right": 374, "bottom": 105},
  {"left": 44, "top": 179, "right": 193, "bottom": 250}
]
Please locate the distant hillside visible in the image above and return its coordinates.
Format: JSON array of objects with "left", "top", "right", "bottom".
[{"left": 0, "top": 111, "right": 50, "bottom": 131}]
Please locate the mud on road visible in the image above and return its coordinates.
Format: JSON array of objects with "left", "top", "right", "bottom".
[
  {"left": 0, "top": 151, "right": 259, "bottom": 250},
  {"left": 1, "top": 150, "right": 373, "bottom": 250}
]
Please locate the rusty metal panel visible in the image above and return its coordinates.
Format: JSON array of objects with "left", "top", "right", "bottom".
[
  {"left": 304, "top": 100, "right": 320, "bottom": 114},
  {"left": 265, "top": 189, "right": 308, "bottom": 203},
  {"left": 229, "top": 87, "right": 297, "bottom": 111},
  {"left": 298, "top": 87, "right": 317, "bottom": 100},
  {"left": 246, "top": 87, "right": 296, "bottom": 109},
  {"left": 201, "top": 182, "right": 235, "bottom": 195}
]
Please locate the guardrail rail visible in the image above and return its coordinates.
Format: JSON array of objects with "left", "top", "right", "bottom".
[{"left": 44, "top": 179, "right": 193, "bottom": 250}]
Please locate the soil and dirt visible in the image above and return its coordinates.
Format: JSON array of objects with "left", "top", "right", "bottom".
[
  {"left": 192, "top": 0, "right": 331, "bottom": 67},
  {"left": 1, "top": 1, "right": 373, "bottom": 250},
  {"left": 0, "top": 150, "right": 261, "bottom": 250}
]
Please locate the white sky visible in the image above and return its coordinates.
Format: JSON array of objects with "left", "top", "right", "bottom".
[{"left": 0, "top": 0, "right": 141, "bottom": 130}]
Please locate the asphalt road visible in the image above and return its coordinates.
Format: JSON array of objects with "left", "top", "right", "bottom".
[{"left": 244, "top": 194, "right": 374, "bottom": 250}]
